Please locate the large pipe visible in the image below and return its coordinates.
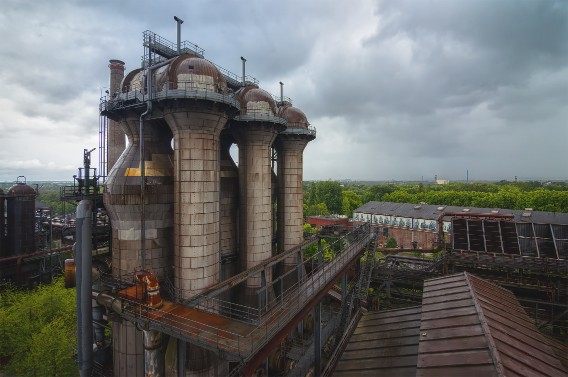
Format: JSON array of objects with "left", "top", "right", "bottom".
[{"left": 76, "top": 200, "right": 93, "bottom": 377}]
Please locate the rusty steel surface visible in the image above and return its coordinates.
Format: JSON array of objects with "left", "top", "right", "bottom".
[
  {"left": 278, "top": 105, "right": 310, "bottom": 128},
  {"left": 333, "top": 306, "right": 421, "bottom": 377},
  {"left": 416, "top": 272, "right": 567, "bottom": 377}
]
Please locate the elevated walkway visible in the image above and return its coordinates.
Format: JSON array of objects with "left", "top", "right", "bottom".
[{"left": 97, "top": 224, "right": 373, "bottom": 370}]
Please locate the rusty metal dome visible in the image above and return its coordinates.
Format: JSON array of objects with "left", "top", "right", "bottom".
[
  {"left": 279, "top": 105, "right": 310, "bottom": 128},
  {"left": 7, "top": 182, "right": 36, "bottom": 196},
  {"left": 165, "top": 54, "right": 227, "bottom": 93},
  {"left": 236, "top": 85, "right": 277, "bottom": 116},
  {"left": 121, "top": 68, "right": 144, "bottom": 93}
]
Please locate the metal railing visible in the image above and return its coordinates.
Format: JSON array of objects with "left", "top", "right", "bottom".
[{"left": 102, "top": 224, "right": 372, "bottom": 361}]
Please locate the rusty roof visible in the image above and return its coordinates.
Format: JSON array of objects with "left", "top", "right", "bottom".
[
  {"left": 417, "top": 272, "right": 567, "bottom": 377},
  {"left": 333, "top": 306, "right": 421, "bottom": 377}
]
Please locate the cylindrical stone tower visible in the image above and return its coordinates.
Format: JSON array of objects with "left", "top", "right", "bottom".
[
  {"left": 161, "top": 54, "right": 238, "bottom": 299},
  {"left": 274, "top": 105, "right": 315, "bottom": 290},
  {"left": 231, "top": 85, "right": 286, "bottom": 308},
  {"left": 104, "top": 64, "right": 175, "bottom": 376},
  {"left": 103, "top": 114, "right": 174, "bottom": 377},
  {"left": 161, "top": 54, "right": 238, "bottom": 377},
  {"left": 104, "top": 115, "right": 174, "bottom": 280},
  {"left": 107, "top": 59, "right": 126, "bottom": 174}
]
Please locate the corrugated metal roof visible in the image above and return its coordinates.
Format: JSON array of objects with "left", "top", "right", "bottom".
[
  {"left": 355, "top": 201, "right": 568, "bottom": 224},
  {"left": 333, "top": 306, "right": 421, "bottom": 377},
  {"left": 417, "top": 272, "right": 567, "bottom": 377}
]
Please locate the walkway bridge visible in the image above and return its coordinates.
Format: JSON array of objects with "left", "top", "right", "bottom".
[{"left": 97, "top": 223, "right": 373, "bottom": 374}]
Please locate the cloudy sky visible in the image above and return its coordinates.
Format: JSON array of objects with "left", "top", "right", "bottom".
[{"left": 0, "top": 0, "right": 566, "bottom": 182}]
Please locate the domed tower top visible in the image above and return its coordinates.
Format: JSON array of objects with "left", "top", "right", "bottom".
[
  {"left": 7, "top": 181, "right": 36, "bottom": 197},
  {"left": 165, "top": 54, "right": 228, "bottom": 93},
  {"left": 278, "top": 105, "right": 310, "bottom": 129},
  {"left": 121, "top": 68, "right": 144, "bottom": 93},
  {"left": 237, "top": 85, "right": 278, "bottom": 116}
]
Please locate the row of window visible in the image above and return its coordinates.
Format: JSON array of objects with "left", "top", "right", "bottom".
[{"left": 353, "top": 213, "right": 452, "bottom": 232}]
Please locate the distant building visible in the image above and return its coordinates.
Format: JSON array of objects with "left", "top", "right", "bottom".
[
  {"left": 353, "top": 201, "right": 568, "bottom": 257},
  {"left": 306, "top": 215, "right": 350, "bottom": 229}
]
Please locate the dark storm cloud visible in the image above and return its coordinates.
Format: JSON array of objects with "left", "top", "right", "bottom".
[{"left": 0, "top": 0, "right": 566, "bottom": 181}]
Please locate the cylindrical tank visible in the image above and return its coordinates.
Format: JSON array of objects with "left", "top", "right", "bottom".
[
  {"left": 107, "top": 59, "right": 126, "bottom": 174},
  {"left": 274, "top": 105, "right": 315, "bottom": 290},
  {"left": 6, "top": 178, "right": 37, "bottom": 256},
  {"left": 0, "top": 188, "right": 5, "bottom": 257},
  {"left": 104, "top": 115, "right": 174, "bottom": 282},
  {"left": 231, "top": 85, "right": 286, "bottom": 308},
  {"left": 104, "top": 67, "right": 174, "bottom": 377}
]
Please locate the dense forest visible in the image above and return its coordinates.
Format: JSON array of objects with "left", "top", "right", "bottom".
[{"left": 304, "top": 181, "right": 568, "bottom": 218}]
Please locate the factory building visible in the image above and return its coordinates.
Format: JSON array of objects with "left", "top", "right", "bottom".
[
  {"left": 353, "top": 201, "right": 568, "bottom": 258},
  {"left": 99, "top": 27, "right": 315, "bottom": 376}
]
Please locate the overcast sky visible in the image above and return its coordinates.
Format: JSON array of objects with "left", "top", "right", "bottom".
[{"left": 0, "top": 0, "right": 566, "bottom": 182}]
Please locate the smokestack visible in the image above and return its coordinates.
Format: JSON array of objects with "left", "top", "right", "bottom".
[
  {"left": 280, "top": 82, "right": 284, "bottom": 103},
  {"left": 107, "top": 60, "right": 126, "bottom": 174},
  {"left": 174, "top": 16, "right": 184, "bottom": 54},
  {"left": 241, "top": 56, "right": 246, "bottom": 86}
]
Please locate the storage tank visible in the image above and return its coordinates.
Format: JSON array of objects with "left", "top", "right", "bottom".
[
  {"left": 107, "top": 59, "right": 126, "bottom": 173},
  {"left": 6, "top": 177, "right": 37, "bottom": 256},
  {"left": 104, "top": 69, "right": 175, "bottom": 376}
]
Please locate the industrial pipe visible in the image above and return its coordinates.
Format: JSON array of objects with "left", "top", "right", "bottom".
[
  {"left": 241, "top": 56, "right": 246, "bottom": 86},
  {"left": 75, "top": 200, "right": 93, "bottom": 377},
  {"left": 174, "top": 16, "right": 184, "bottom": 54}
]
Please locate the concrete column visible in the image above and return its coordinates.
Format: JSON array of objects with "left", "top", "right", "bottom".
[
  {"left": 113, "top": 321, "right": 144, "bottom": 377},
  {"left": 232, "top": 124, "right": 279, "bottom": 306},
  {"left": 275, "top": 136, "right": 310, "bottom": 290},
  {"left": 164, "top": 109, "right": 228, "bottom": 298},
  {"left": 107, "top": 60, "right": 126, "bottom": 174}
]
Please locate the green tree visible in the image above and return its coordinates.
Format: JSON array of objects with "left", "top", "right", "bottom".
[
  {"left": 0, "top": 278, "right": 77, "bottom": 375},
  {"left": 341, "top": 190, "right": 362, "bottom": 217},
  {"left": 385, "top": 237, "right": 398, "bottom": 248},
  {"left": 305, "top": 181, "right": 343, "bottom": 215}
]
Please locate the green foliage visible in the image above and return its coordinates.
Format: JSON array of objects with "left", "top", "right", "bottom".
[
  {"left": 0, "top": 278, "right": 77, "bottom": 375},
  {"left": 341, "top": 190, "right": 362, "bottom": 217},
  {"left": 384, "top": 237, "right": 398, "bottom": 248},
  {"left": 304, "top": 181, "right": 343, "bottom": 215}
]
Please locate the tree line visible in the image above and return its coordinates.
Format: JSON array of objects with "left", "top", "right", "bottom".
[{"left": 303, "top": 181, "right": 568, "bottom": 218}]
